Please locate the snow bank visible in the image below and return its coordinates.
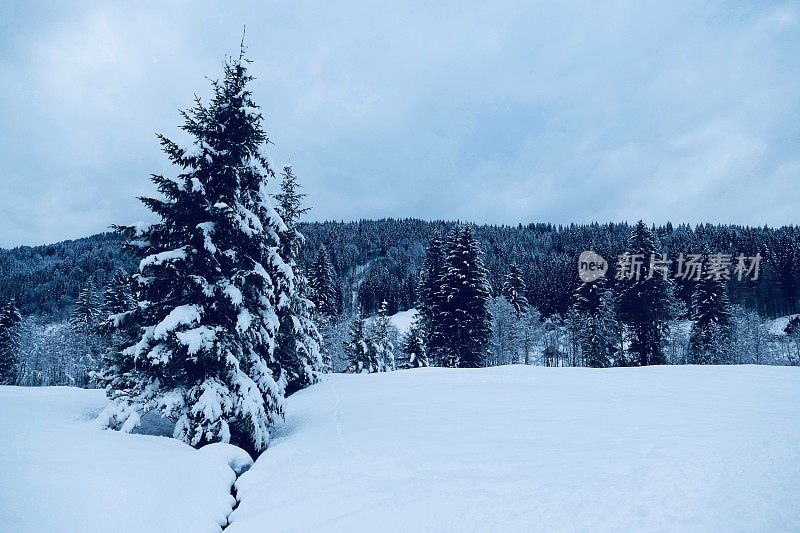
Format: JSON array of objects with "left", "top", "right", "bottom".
[
  {"left": 0, "top": 387, "right": 241, "bottom": 533},
  {"left": 230, "top": 366, "right": 800, "bottom": 532}
]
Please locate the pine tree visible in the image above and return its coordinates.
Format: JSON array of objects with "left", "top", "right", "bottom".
[
  {"left": 70, "top": 279, "right": 102, "bottom": 333},
  {"left": 617, "top": 221, "right": 676, "bottom": 366},
  {"left": 100, "top": 269, "right": 134, "bottom": 331},
  {"left": 309, "top": 246, "right": 338, "bottom": 318},
  {"left": 688, "top": 264, "right": 733, "bottom": 364},
  {"left": 571, "top": 278, "right": 620, "bottom": 367},
  {"left": 272, "top": 165, "right": 324, "bottom": 395},
  {"left": 501, "top": 263, "right": 529, "bottom": 315},
  {"left": 438, "top": 226, "right": 493, "bottom": 368},
  {"left": 97, "top": 49, "right": 291, "bottom": 455},
  {"left": 94, "top": 269, "right": 136, "bottom": 386},
  {"left": 367, "top": 299, "right": 397, "bottom": 371},
  {"left": 418, "top": 236, "right": 447, "bottom": 365},
  {"left": 344, "top": 313, "right": 377, "bottom": 373},
  {"left": 0, "top": 300, "right": 22, "bottom": 384},
  {"left": 400, "top": 314, "right": 428, "bottom": 368}
]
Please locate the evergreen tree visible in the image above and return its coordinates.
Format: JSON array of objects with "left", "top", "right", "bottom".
[
  {"left": 367, "top": 300, "right": 397, "bottom": 371},
  {"left": 418, "top": 236, "right": 447, "bottom": 365},
  {"left": 94, "top": 269, "right": 136, "bottom": 385},
  {"left": 70, "top": 279, "right": 105, "bottom": 385},
  {"left": 501, "top": 263, "right": 529, "bottom": 314},
  {"left": 0, "top": 300, "right": 21, "bottom": 384},
  {"left": 272, "top": 165, "right": 324, "bottom": 395},
  {"left": 309, "top": 246, "right": 338, "bottom": 317},
  {"left": 102, "top": 270, "right": 134, "bottom": 322},
  {"left": 97, "top": 49, "right": 291, "bottom": 455},
  {"left": 344, "top": 313, "right": 377, "bottom": 373},
  {"left": 688, "top": 264, "right": 733, "bottom": 364},
  {"left": 401, "top": 314, "right": 428, "bottom": 368},
  {"left": 438, "top": 226, "right": 493, "bottom": 368},
  {"left": 571, "top": 278, "right": 620, "bottom": 367},
  {"left": 70, "top": 279, "right": 102, "bottom": 333},
  {"left": 617, "top": 221, "right": 676, "bottom": 366}
]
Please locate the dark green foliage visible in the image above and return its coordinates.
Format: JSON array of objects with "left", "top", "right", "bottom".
[
  {"left": 571, "top": 278, "right": 620, "bottom": 367},
  {"left": 344, "top": 313, "right": 376, "bottom": 373},
  {"left": 438, "top": 226, "right": 493, "bottom": 368},
  {"left": 401, "top": 315, "right": 428, "bottom": 368},
  {"left": 688, "top": 263, "right": 733, "bottom": 364},
  {"left": 418, "top": 236, "right": 448, "bottom": 365},
  {"left": 501, "top": 263, "right": 528, "bottom": 314},
  {"left": 98, "top": 50, "right": 292, "bottom": 455},
  {"left": 0, "top": 232, "right": 134, "bottom": 318},
  {"left": 617, "top": 221, "right": 677, "bottom": 366},
  {"left": 69, "top": 279, "right": 102, "bottom": 333},
  {"left": 272, "top": 165, "right": 323, "bottom": 396},
  {"left": 309, "top": 246, "right": 338, "bottom": 317},
  {"left": 0, "top": 299, "right": 21, "bottom": 383}
]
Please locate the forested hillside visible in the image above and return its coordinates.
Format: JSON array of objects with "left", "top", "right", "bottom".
[
  {"left": 299, "top": 219, "right": 799, "bottom": 319},
  {"left": 2, "top": 220, "right": 799, "bottom": 321}
]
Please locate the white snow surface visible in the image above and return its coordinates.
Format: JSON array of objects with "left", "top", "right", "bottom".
[
  {"left": 0, "top": 387, "right": 243, "bottom": 533},
  {"left": 3, "top": 366, "right": 800, "bottom": 532},
  {"left": 381, "top": 307, "right": 418, "bottom": 335},
  {"left": 767, "top": 314, "right": 799, "bottom": 336},
  {"left": 229, "top": 365, "right": 800, "bottom": 532}
]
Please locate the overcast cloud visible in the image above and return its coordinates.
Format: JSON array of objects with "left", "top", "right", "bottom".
[{"left": 1, "top": 0, "right": 799, "bottom": 246}]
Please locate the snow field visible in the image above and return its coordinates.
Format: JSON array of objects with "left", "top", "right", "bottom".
[
  {"left": 2, "top": 365, "right": 799, "bottom": 532},
  {"left": 0, "top": 387, "right": 250, "bottom": 533},
  {"left": 229, "top": 365, "right": 800, "bottom": 532}
]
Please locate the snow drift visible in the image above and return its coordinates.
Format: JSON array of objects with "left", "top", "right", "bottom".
[{"left": 0, "top": 387, "right": 248, "bottom": 532}]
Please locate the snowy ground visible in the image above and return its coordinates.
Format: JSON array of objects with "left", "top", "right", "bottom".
[
  {"left": 0, "top": 387, "right": 250, "bottom": 533},
  {"left": 2, "top": 366, "right": 799, "bottom": 532},
  {"left": 230, "top": 366, "right": 800, "bottom": 532}
]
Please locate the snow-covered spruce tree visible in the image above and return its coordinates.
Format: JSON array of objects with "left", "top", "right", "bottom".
[
  {"left": 438, "top": 226, "right": 493, "bottom": 368},
  {"left": 70, "top": 279, "right": 106, "bottom": 385},
  {"left": 309, "top": 246, "right": 338, "bottom": 318},
  {"left": 70, "top": 279, "right": 102, "bottom": 333},
  {"left": 95, "top": 270, "right": 139, "bottom": 394},
  {"left": 367, "top": 299, "right": 397, "bottom": 371},
  {"left": 98, "top": 51, "right": 291, "bottom": 455},
  {"left": 0, "top": 300, "right": 22, "bottom": 384},
  {"left": 501, "top": 263, "right": 533, "bottom": 363},
  {"left": 418, "top": 235, "right": 447, "bottom": 365},
  {"left": 101, "top": 269, "right": 134, "bottom": 327},
  {"left": 489, "top": 296, "right": 517, "bottom": 365},
  {"left": 272, "top": 165, "right": 324, "bottom": 394},
  {"left": 344, "top": 313, "right": 377, "bottom": 373},
  {"left": 502, "top": 263, "right": 529, "bottom": 315},
  {"left": 617, "top": 221, "right": 676, "bottom": 366},
  {"left": 308, "top": 245, "right": 338, "bottom": 371},
  {"left": 570, "top": 278, "right": 620, "bottom": 368},
  {"left": 400, "top": 314, "right": 428, "bottom": 368},
  {"left": 688, "top": 267, "right": 733, "bottom": 364}
]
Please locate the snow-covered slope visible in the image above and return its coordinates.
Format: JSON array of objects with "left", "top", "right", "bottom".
[
  {"left": 387, "top": 308, "right": 418, "bottom": 335},
  {"left": 767, "top": 314, "right": 800, "bottom": 336},
  {"left": 230, "top": 366, "right": 800, "bottom": 532},
  {"left": 0, "top": 387, "right": 249, "bottom": 533},
  {"left": 365, "top": 308, "right": 418, "bottom": 335}
]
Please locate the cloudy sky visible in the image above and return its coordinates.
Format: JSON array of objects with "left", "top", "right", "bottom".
[{"left": 1, "top": 1, "right": 798, "bottom": 246}]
